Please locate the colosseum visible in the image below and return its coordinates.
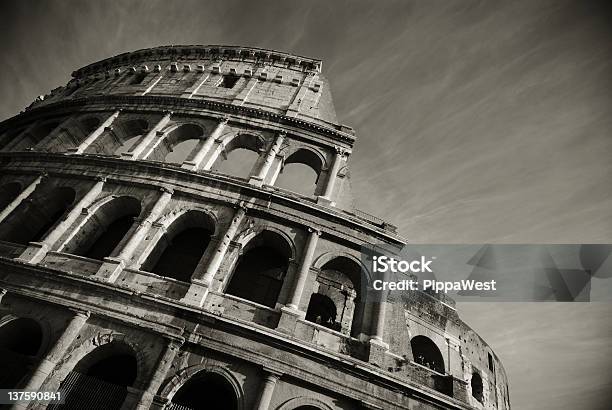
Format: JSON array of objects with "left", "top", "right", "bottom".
[{"left": 0, "top": 45, "right": 510, "bottom": 410}]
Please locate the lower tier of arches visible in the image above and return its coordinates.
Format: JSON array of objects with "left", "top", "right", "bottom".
[{"left": 0, "top": 277, "right": 509, "bottom": 410}]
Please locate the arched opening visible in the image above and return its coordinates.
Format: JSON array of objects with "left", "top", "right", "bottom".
[
  {"left": 218, "top": 74, "right": 240, "bottom": 89},
  {"left": 114, "top": 134, "right": 142, "bottom": 155},
  {"left": 305, "top": 293, "right": 338, "bottom": 331},
  {"left": 0, "top": 186, "right": 75, "bottom": 245},
  {"left": 113, "top": 119, "right": 149, "bottom": 155},
  {"left": 226, "top": 230, "right": 291, "bottom": 308},
  {"left": 148, "top": 124, "right": 205, "bottom": 163},
  {"left": 84, "top": 118, "right": 148, "bottom": 155},
  {"left": 130, "top": 72, "right": 148, "bottom": 85},
  {"left": 54, "top": 342, "right": 137, "bottom": 410},
  {"left": 79, "top": 116, "right": 101, "bottom": 135},
  {"left": 314, "top": 256, "right": 363, "bottom": 336},
  {"left": 47, "top": 116, "right": 103, "bottom": 153},
  {"left": 142, "top": 211, "right": 214, "bottom": 282},
  {"left": 0, "top": 182, "right": 22, "bottom": 212},
  {"left": 0, "top": 127, "right": 25, "bottom": 151},
  {"left": 0, "top": 317, "right": 43, "bottom": 388},
  {"left": 212, "top": 134, "right": 263, "bottom": 179},
  {"left": 62, "top": 196, "right": 141, "bottom": 260},
  {"left": 275, "top": 149, "right": 323, "bottom": 196},
  {"left": 471, "top": 372, "right": 484, "bottom": 403},
  {"left": 165, "top": 139, "right": 199, "bottom": 163},
  {"left": 15, "top": 120, "right": 61, "bottom": 150},
  {"left": 411, "top": 335, "right": 445, "bottom": 374},
  {"left": 170, "top": 372, "right": 237, "bottom": 410}
]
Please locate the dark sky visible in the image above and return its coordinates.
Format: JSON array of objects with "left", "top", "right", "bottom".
[{"left": 1, "top": 1, "right": 611, "bottom": 408}]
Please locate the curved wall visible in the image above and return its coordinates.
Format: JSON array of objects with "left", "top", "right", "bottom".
[{"left": 0, "top": 45, "right": 509, "bottom": 410}]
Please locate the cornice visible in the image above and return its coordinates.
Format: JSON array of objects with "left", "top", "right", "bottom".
[
  {"left": 1, "top": 95, "right": 356, "bottom": 144},
  {"left": 72, "top": 45, "right": 323, "bottom": 79}
]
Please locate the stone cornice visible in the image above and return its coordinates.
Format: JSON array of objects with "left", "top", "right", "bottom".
[
  {"left": 1, "top": 95, "right": 356, "bottom": 144},
  {"left": 72, "top": 45, "right": 323, "bottom": 79}
]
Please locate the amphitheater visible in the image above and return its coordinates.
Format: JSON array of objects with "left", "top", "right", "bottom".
[{"left": 0, "top": 45, "right": 510, "bottom": 410}]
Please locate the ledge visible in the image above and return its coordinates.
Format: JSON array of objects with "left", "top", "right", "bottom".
[
  {"left": 72, "top": 44, "right": 324, "bottom": 79},
  {"left": 3, "top": 94, "right": 356, "bottom": 144}
]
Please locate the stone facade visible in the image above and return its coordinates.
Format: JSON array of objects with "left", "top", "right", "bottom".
[{"left": 0, "top": 45, "right": 510, "bottom": 410}]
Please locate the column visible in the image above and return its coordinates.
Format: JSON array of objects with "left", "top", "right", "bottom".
[
  {"left": 181, "top": 118, "right": 228, "bottom": 171},
  {"left": 16, "top": 310, "right": 90, "bottom": 398},
  {"left": 96, "top": 187, "right": 173, "bottom": 282},
  {"left": 286, "top": 228, "right": 320, "bottom": 310},
  {"left": 249, "top": 131, "right": 285, "bottom": 187},
  {"left": 253, "top": 370, "right": 282, "bottom": 410},
  {"left": 264, "top": 155, "right": 284, "bottom": 186},
  {"left": 0, "top": 174, "right": 45, "bottom": 224},
  {"left": 124, "top": 111, "right": 172, "bottom": 159},
  {"left": 18, "top": 178, "right": 106, "bottom": 264},
  {"left": 0, "top": 288, "right": 7, "bottom": 304},
  {"left": 118, "top": 188, "right": 173, "bottom": 263},
  {"left": 277, "top": 228, "right": 319, "bottom": 334},
  {"left": 201, "top": 205, "right": 246, "bottom": 286},
  {"left": 69, "top": 110, "right": 121, "bottom": 154},
  {"left": 370, "top": 300, "right": 388, "bottom": 344},
  {"left": 180, "top": 205, "right": 246, "bottom": 307},
  {"left": 368, "top": 282, "right": 389, "bottom": 366},
  {"left": 317, "top": 147, "right": 345, "bottom": 206},
  {"left": 135, "top": 337, "right": 183, "bottom": 410}
]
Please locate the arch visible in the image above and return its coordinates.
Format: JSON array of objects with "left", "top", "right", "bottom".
[
  {"left": 62, "top": 195, "right": 141, "bottom": 260},
  {"left": 55, "top": 341, "right": 138, "bottom": 410},
  {"left": 47, "top": 116, "right": 102, "bottom": 153},
  {"left": 150, "top": 123, "right": 205, "bottom": 163},
  {"left": 0, "top": 182, "right": 22, "bottom": 211},
  {"left": 14, "top": 120, "right": 61, "bottom": 150},
  {"left": 319, "top": 257, "right": 361, "bottom": 287},
  {"left": 276, "top": 396, "right": 334, "bottom": 410},
  {"left": 0, "top": 317, "right": 44, "bottom": 388},
  {"left": 78, "top": 116, "right": 102, "bottom": 135},
  {"left": 310, "top": 256, "right": 364, "bottom": 336},
  {"left": 275, "top": 148, "right": 324, "bottom": 196},
  {"left": 169, "top": 370, "right": 239, "bottom": 410},
  {"left": 84, "top": 118, "right": 148, "bottom": 155},
  {"left": 313, "top": 252, "right": 372, "bottom": 284},
  {"left": 0, "top": 127, "right": 25, "bottom": 150},
  {"left": 411, "top": 335, "right": 445, "bottom": 374},
  {"left": 155, "top": 207, "right": 219, "bottom": 237},
  {"left": 0, "top": 186, "right": 76, "bottom": 245},
  {"left": 113, "top": 119, "right": 149, "bottom": 155},
  {"left": 471, "top": 371, "right": 484, "bottom": 403},
  {"left": 226, "top": 230, "right": 292, "bottom": 308},
  {"left": 161, "top": 365, "right": 244, "bottom": 410},
  {"left": 211, "top": 133, "right": 265, "bottom": 178},
  {"left": 141, "top": 210, "right": 215, "bottom": 282},
  {"left": 305, "top": 293, "right": 338, "bottom": 331},
  {"left": 235, "top": 225, "right": 297, "bottom": 261}
]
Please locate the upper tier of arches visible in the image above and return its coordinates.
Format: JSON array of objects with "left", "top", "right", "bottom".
[{"left": 0, "top": 110, "right": 348, "bottom": 205}]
